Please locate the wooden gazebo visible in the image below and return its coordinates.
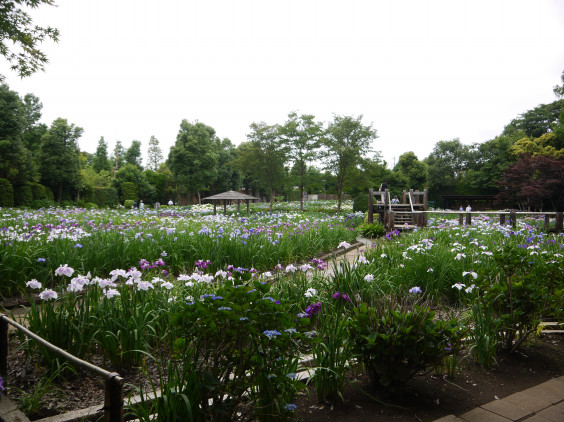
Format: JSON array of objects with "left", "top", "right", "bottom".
[{"left": 203, "top": 190, "right": 260, "bottom": 215}]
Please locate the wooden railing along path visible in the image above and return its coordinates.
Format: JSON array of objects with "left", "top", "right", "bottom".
[
  {"left": 0, "top": 313, "right": 124, "bottom": 422},
  {"left": 381, "top": 210, "right": 564, "bottom": 233}
]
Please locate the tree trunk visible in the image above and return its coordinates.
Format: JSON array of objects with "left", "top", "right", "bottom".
[
  {"left": 269, "top": 186, "right": 274, "bottom": 212},
  {"left": 57, "top": 184, "right": 63, "bottom": 203},
  {"left": 300, "top": 183, "right": 304, "bottom": 211},
  {"left": 197, "top": 190, "right": 201, "bottom": 205},
  {"left": 337, "top": 183, "right": 342, "bottom": 212}
]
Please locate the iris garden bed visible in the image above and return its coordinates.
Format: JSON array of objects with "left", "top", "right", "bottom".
[{"left": 1, "top": 205, "right": 563, "bottom": 420}]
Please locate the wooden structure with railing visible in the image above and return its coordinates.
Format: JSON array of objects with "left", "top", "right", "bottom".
[
  {"left": 368, "top": 189, "right": 563, "bottom": 233},
  {"left": 0, "top": 313, "right": 124, "bottom": 422},
  {"left": 368, "top": 188, "right": 428, "bottom": 231}
]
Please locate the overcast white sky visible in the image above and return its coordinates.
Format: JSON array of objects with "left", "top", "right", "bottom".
[{"left": 2, "top": 0, "right": 564, "bottom": 168}]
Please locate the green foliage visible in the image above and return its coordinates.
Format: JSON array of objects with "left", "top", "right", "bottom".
[
  {"left": 39, "top": 118, "right": 83, "bottom": 202},
  {"left": 234, "top": 123, "right": 288, "bottom": 211},
  {"left": 322, "top": 115, "right": 377, "bottom": 212},
  {"left": 509, "top": 99, "right": 564, "bottom": 138},
  {"left": 483, "top": 244, "right": 564, "bottom": 351},
  {"left": 125, "top": 140, "right": 143, "bottom": 169},
  {"left": 394, "top": 151, "right": 428, "bottom": 189},
  {"left": 92, "top": 136, "right": 112, "bottom": 173},
  {"left": 171, "top": 271, "right": 308, "bottom": 421},
  {"left": 29, "top": 182, "right": 53, "bottom": 201},
  {"left": 124, "top": 199, "right": 134, "bottom": 209},
  {"left": 30, "top": 198, "right": 56, "bottom": 209},
  {"left": 348, "top": 301, "right": 464, "bottom": 390},
  {"left": 133, "top": 355, "right": 203, "bottom": 422},
  {"left": 168, "top": 120, "right": 220, "bottom": 201},
  {"left": 352, "top": 191, "right": 368, "bottom": 212},
  {"left": 469, "top": 289, "right": 499, "bottom": 369},
  {"left": 356, "top": 222, "right": 386, "bottom": 238},
  {"left": 0, "top": 0, "right": 60, "bottom": 82},
  {"left": 0, "top": 178, "right": 14, "bottom": 207},
  {"left": 91, "top": 187, "right": 119, "bottom": 207},
  {"left": 120, "top": 181, "right": 138, "bottom": 201},
  {"left": 14, "top": 183, "right": 33, "bottom": 206},
  {"left": 17, "top": 364, "right": 70, "bottom": 418},
  {"left": 310, "top": 310, "right": 352, "bottom": 403}
]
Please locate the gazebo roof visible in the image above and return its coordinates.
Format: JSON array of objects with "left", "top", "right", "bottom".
[{"left": 203, "top": 190, "right": 260, "bottom": 201}]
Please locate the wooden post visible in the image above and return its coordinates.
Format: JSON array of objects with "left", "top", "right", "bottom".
[
  {"left": 386, "top": 211, "right": 395, "bottom": 232},
  {"left": 368, "top": 189, "right": 374, "bottom": 223},
  {"left": 556, "top": 212, "right": 563, "bottom": 233},
  {"left": 423, "top": 189, "right": 428, "bottom": 210},
  {"left": 544, "top": 214, "right": 551, "bottom": 232},
  {"left": 458, "top": 213, "right": 464, "bottom": 226},
  {"left": 223, "top": 201, "right": 227, "bottom": 215},
  {"left": 500, "top": 213, "right": 506, "bottom": 226},
  {"left": 465, "top": 212, "right": 472, "bottom": 226},
  {"left": 510, "top": 210, "right": 517, "bottom": 228},
  {"left": 0, "top": 316, "right": 7, "bottom": 383},
  {"left": 104, "top": 372, "right": 124, "bottom": 422},
  {"left": 237, "top": 200, "right": 241, "bottom": 214},
  {"left": 410, "top": 189, "right": 416, "bottom": 204},
  {"left": 246, "top": 200, "right": 250, "bottom": 214},
  {"left": 213, "top": 203, "right": 216, "bottom": 215}
]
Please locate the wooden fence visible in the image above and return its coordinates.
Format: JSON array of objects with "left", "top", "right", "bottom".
[
  {"left": 0, "top": 313, "right": 124, "bottom": 422},
  {"left": 382, "top": 210, "right": 564, "bottom": 233}
]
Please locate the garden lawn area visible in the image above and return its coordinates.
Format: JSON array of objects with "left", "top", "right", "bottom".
[{"left": 1, "top": 205, "right": 563, "bottom": 421}]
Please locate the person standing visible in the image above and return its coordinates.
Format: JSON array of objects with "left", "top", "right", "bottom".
[{"left": 139, "top": 200, "right": 145, "bottom": 210}]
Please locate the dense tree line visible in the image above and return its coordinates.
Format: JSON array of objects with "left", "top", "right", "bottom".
[{"left": 1, "top": 70, "right": 563, "bottom": 210}]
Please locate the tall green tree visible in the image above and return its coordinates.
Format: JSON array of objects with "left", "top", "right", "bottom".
[
  {"left": 0, "top": 0, "right": 60, "bottom": 82},
  {"left": 111, "top": 140, "right": 125, "bottom": 175},
  {"left": 39, "top": 118, "right": 83, "bottom": 202},
  {"left": 147, "top": 135, "right": 163, "bottom": 171},
  {"left": 394, "top": 151, "right": 428, "bottom": 189},
  {"left": 20, "top": 93, "right": 46, "bottom": 158},
  {"left": 280, "top": 112, "right": 324, "bottom": 210},
  {"left": 92, "top": 137, "right": 112, "bottom": 173},
  {"left": 508, "top": 99, "right": 564, "bottom": 139},
  {"left": 168, "top": 120, "right": 220, "bottom": 203},
  {"left": 125, "top": 140, "right": 143, "bottom": 169},
  {"left": 424, "top": 139, "right": 472, "bottom": 203},
  {"left": 464, "top": 133, "right": 519, "bottom": 194},
  {"left": 234, "top": 122, "right": 288, "bottom": 211},
  {"left": 210, "top": 137, "right": 240, "bottom": 194},
  {"left": 0, "top": 84, "right": 33, "bottom": 186},
  {"left": 321, "top": 115, "right": 377, "bottom": 212}
]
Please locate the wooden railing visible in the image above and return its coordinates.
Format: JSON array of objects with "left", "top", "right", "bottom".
[
  {"left": 0, "top": 313, "right": 124, "bottom": 422},
  {"left": 381, "top": 210, "right": 564, "bottom": 233}
]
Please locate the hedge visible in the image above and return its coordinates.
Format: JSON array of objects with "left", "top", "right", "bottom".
[{"left": 0, "top": 178, "right": 14, "bottom": 207}]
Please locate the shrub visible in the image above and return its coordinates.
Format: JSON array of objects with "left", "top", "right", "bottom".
[
  {"left": 170, "top": 270, "right": 308, "bottom": 421},
  {"left": 352, "top": 192, "right": 368, "bottom": 213},
  {"left": 348, "top": 300, "right": 464, "bottom": 390},
  {"left": 0, "top": 178, "right": 14, "bottom": 207},
  {"left": 30, "top": 199, "right": 57, "bottom": 209},
  {"left": 14, "top": 183, "right": 33, "bottom": 207},
  {"left": 121, "top": 182, "right": 137, "bottom": 201},
  {"left": 30, "top": 182, "right": 53, "bottom": 201},
  {"left": 92, "top": 187, "right": 119, "bottom": 207},
  {"left": 124, "top": 199, "right": 134, "bottom": 209},
  {"left": 356, "top": 222, "right": 386, "bottom": 238},
  {"left": 482, "top": 244, "right": 564, "bottom": 352}
]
